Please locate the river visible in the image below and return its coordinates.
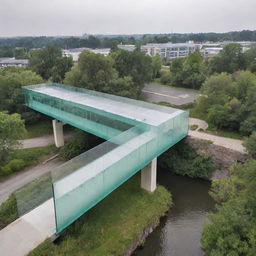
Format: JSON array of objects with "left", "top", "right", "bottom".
[{"left": 134, "top": 169, "right": 215, "bottom": 256}]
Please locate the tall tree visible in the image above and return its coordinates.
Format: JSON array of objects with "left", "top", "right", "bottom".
[
  {"left": 29, "top": 45, "right": 72, "bottom": 81},
  {"left": 112, "top": 49, "right": 152, "bottom": 87},
  {"left": 208, "top": 43, "right": 245, "bottom": 74},
  {"left": 182, "top": 51, "right": 206, "bottom": 89},
  {"left": 0, "top": 112, "right": 26, "bottom": 164},
  {"left": 152, "top": 54, "right": 162, "bottom": 78},
  {"left": 0, "top": 67, "right": 44, "bottom": 123}
]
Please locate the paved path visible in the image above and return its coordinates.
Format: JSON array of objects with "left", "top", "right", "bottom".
[
  {"left": 0, "top": 158, "right": 64, "bottom": 204},
  {"left": 142, "top": 83, "right": 200, "bottom": 105},
  {"left": 188, "top": 130, "right": 245, "bottom": 153},
  {"left": 189, "top": 118, "right": 208, "bottom": 130},
  {"left": 0, "top": 199, "right": 55, "bottom": 256},
  {"left": 20, "top": 132, "right": 74, "bottom": 149}
]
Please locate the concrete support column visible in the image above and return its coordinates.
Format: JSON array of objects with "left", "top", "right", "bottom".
[
  {"left": 52, "top": 119, "right": 64, "bottom": 147},
  {"left": 141, "top": 158, "right": 157, "bottom": 192}
]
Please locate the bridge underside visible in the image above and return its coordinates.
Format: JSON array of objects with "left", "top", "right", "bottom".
[{"left": 16, "top": 83, "right": 188, "bottom": 233}]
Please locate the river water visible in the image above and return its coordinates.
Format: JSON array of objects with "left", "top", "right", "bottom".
[{"left": 134, "top": 169, "right": 215, "bottom": 256}]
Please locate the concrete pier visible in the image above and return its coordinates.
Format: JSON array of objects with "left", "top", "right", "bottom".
[
  {"left": 141, "top": 158, "right": 157, "bottom": 192},
  {"left": 52, "top": 120, "right": 64, "bottom": 147}
]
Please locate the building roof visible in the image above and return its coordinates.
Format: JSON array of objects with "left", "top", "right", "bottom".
[
  {"left": 141, "top": 42, "right": 201, "bottom": 48},
  {"left": 0, "top": 58, "right": 29, "bottom": 65}
]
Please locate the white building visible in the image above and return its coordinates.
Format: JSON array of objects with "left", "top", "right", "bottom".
[
  {"left": 0, "top": 58, "right": 29, "bottom": 68},
  {"left": 201, "top": 47, "right": 223, "bottom": 57},
  {"left": 141, "top": 42, "right": 202, "bottom": 58},
  {"left": 62, "top": 48, "right": 110, "bottom": 62},
  {"left": 117, "top": 44, "right": 136, "bottom": 51},
  {"left": 202, "top": 41, "right": 256, "bottom": 53}
]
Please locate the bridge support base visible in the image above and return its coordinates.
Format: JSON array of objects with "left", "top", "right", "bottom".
[
  {"left": 141, "top": 158, "right": 157, "bottom": 192},
  {"left": 53, "top": 119, "right": 64, "bottom": 147}
]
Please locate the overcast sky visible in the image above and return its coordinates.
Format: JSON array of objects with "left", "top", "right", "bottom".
[{"left": 0, "top": 0, "right": 255, "bottom": 37}]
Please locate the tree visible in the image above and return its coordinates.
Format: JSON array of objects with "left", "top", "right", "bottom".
[
  {"left": 152, "top": 54, "right": 162, "bottom": 78},
  {"left": 170, "top": 51, "right": 206, "bottom": 89},
  {"left": 64, "top": 51, "right": 116, "bottom": 91},
  {"left": 65, "top": 50, "right": 150, "bottom": 99},
  {"left": 194, "top": 71, "right": 256, "bottom": 134},
  {"left": 0, "top": 67, "right": 44, "bottom": 123},
  {"left": 170, "top": 58, "right": 184, "bottom": 87},
  {"left": 201, "top": 160, "right": 256, "bottom": 255},
  {"left": 208, "top": 43, "right": 245, "bottom": 74},
  {"left": 29, "top": 45, "right": 72, "bottom": 81},
  {"left": 0, "top": 112, "right": 26, "bottom": 164},
  {"left": 243, "top": 132, "right": 256, "bottom": 158},
  {"left": 51, "top": 56, "right": 73, "bottom": 83},
  {"left": 244, "top": 45, "right": 256, "bottom": 73},
  {"left": 111, "top": 49, "right": 152, "bottom": 87},
  {"left": 182, "top": 51, "right": 206, "bottom": 89}
]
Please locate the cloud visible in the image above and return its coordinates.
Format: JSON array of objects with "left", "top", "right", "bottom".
[{"left": 0, "top": 0, "right": 255, "bottom": 36}]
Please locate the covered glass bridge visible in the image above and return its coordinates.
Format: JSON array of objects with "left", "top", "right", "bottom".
[{"left": 17, "top": 83, "right": 188, "bottom": 234}]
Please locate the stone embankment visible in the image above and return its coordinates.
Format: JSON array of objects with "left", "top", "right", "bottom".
[{"left": 186, "top": 136, "right": 248, "bottom": 179}]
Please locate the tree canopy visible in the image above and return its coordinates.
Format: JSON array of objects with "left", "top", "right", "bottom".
[
  {"left": 0, "top": 67, "right": 44, "bottom": 123},
  {"left": 208, "top": 43, "right": 245, "bottom": 74},
  {"left": 29, "top": 45, "right": 73, "bottom": 82},
  {"left": 65, "top": 50, "right": 152, "bottom": 99},
  {"left": 170, "top": 51, "right": 206, "bottom": 89},
  {"left": 193, "top": 71, "right": 256, "bottom": 135},
  {"left": 0, "top": 112, "right": 26, "bottom": 164},
  {"left": 201, "top": 160, "right": 256, "bottom": 255}
]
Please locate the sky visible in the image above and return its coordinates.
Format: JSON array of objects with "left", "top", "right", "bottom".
[{"left": 0, "top": 0, "right": 255, "bottom": 37}]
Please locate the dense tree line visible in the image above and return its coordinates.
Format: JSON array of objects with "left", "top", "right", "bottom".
[{"left": 0, "top": 30, "right": 256, "bottom": 54}]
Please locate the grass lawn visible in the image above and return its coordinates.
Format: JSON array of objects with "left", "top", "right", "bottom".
[
  {"left": 206, "top": 126, "right": 244, "bottom": 140},
  {"left": 28, "top": 174, "right": 171, "bottom": 256},
  {"left": 22, "top": 119, "right": 74, "bottom": 139},
  {"left": 22, "top": 119, "right": 53, "bottom": 139},
  {"left": 0, "top": 145, "right": 57, "bottom": 181}
]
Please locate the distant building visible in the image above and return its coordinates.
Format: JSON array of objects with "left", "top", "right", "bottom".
[
  {"left": 62, "top": 48, "right": 110, "bottom": 62},
  {"left": 0, "top": 58, "right": 29, "bottom": 68},
  {"left": 141, "top": 42, "right": 202, "bottom": 58},
  {"left": 90, "top": 48, "right": 110, "bottom": 56},
  {"left": 201, "top": 47, "right": 223, "bottom": 57},
  {"left": 202, "top": 41, "right": 256, "bottom": 53},
  {"left": 117, "top": 44, "right": 136, "bottom": 51}
]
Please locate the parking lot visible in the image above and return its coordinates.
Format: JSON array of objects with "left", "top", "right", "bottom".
[{"left": 142, "top": 83, "right": 200, "bottom": 105}]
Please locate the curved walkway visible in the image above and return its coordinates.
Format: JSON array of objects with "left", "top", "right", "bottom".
[
  {"left": 189, "top": 118, "right": 208, "bottom": 131},
  {"left": 188, "top": 130, "right": 245, "bottom": 153},
  {"left": 188, "top": 118, "right": 245, "bottom": 153}
]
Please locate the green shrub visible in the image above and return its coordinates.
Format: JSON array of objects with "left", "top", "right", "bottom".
[
  {"left": 59, "top": 131, "right": 103, "bottom": 160},
  {"left": 0, "top": 159, "right": 26, "bottom": 177},
  {"left": 0, "top": 145, "right": 56, "bottom": 179},
  {"left": 159, "top": 139, "right": 215, "bottom": 179},
  {"left": 0, "top": 194, "right": 18, "bottom": 230},
  {"left": 160, "top": 69, "right": 172, "bottom": 85},
  {"left": 243, "top": 131, "right": 256, "bottom": 158}
]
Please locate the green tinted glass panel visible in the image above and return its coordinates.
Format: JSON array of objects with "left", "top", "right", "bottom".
[{"left": 19, "top": 83, "right": 189, "bottom": 233}]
